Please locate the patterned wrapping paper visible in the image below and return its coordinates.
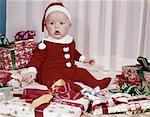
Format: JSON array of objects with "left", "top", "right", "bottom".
[
  {"left": 122, "top": 65, "right": 142, "bottom": 79},
  {"left": 122, "top": 65, "right": 150, "bottom": 81},
  {"left": 91, "top": 93, "right": 150, "bottom": 115},
  {"left": 0, "top": 97, "right": 89, "bottom": 117},
  {"left": 116, "top": 65, "right": 150, "bottom": 95},
  {"left": 0, "top": 44, "right": 36, "bottom": 70}
]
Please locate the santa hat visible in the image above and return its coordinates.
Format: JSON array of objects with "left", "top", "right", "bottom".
[{"left": 38, "top": 2, "right": 71, "bottom": 50}]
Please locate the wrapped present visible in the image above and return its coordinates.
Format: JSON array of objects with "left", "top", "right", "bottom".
[
  {"left": 0, "top": 97, "right": 34, "bottom": 117},
  {"left": 20, "top": 79, "right": 90, "bottom": 116},
  {"left": 115, "top": 56, "right": 150, "bottom": 96},
  {"left": 15, "top": 30, "right": 36, "bottom": 41},
  {"left": 92, "top": 93, "right": 150, "bottom": 115},
  {"left": 0, "top": 44, "right": 36, "bottom": 70},
  {"left": 0, "top": 79, "right": 89, "bottom": 117},
  {"left": 0, "top": 97, "right": 89, "bottom": 117},
  {"left": 15, "top": 39, "right": 34, "bottom": 47},
  {"left": 122, "top": 65, "right": 142, "bottom": 79}
]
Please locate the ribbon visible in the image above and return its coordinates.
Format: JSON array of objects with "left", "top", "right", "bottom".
[
  {"left": 21, "top": 81, "right": 84, "bottom": 117},
  {"left": 15, "top": 30, "right": 36, "bottom": 41},
  {"left": 10, "top": 48, "right": 16, "bottom": 70},
  {"left": 81, "top": 86, "right": 101, "bottom": 101},
  {"left": 137, "top": 56, "right": 150, "bottom": 72},
  {"left": 92, "top": 93, "right": 149, "bottom": 114},
  {"left": 0, "top": 35, "right": 10, "bottom": 47}
]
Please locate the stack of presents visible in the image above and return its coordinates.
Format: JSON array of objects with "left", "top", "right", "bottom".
[{"left": 0, "top": 31, "right": 150, "bottom": 117}]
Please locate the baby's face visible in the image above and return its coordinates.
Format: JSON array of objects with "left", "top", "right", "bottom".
[{"left": 45, "top": 11, "right": 71, "bottom": 39}]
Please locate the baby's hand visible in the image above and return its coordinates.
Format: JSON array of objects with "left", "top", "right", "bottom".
[
  {"left": 83, "top": 58, "right": 95, "bottom": 65},
  {"left": 21, "top": 72, "right": 36, "bottom": 86}
]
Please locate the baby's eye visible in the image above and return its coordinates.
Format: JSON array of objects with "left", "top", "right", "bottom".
[
  {"left": 60, "top": 22, "right": 64, "bottom": 25},
  {"left": 50, "top": 22, "right": 54, "bottom": 25}
]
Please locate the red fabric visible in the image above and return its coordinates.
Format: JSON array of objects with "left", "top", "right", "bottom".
[{"left": 30, "top": 39, "right": 111, "bottom": 89}]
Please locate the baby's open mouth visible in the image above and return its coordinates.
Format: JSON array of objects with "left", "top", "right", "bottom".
[{"left": 55, "top": 31, "right": 61, "bottom": 35}]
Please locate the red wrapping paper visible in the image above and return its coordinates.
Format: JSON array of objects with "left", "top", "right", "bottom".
[
  {"left": 21, "top": 81, "right": 84, "bottom": 117},
  {"left": 0, "top": 44, "right": 36, "bottom": 70}
]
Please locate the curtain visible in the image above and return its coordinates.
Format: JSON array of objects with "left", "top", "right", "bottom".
[
  {"left": 6, "top": 0, "right": 150, "bottom": 71},
  {"left": 0, "top": 0, "right": 6, "bottom": 35}
]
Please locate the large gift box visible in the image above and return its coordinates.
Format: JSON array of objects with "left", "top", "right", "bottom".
[
  {"left": 0, "top": 44, "right": 36, "bottom": 70},
  {"left": 0, "top": 96, "right": 89, "bottom": 117}
]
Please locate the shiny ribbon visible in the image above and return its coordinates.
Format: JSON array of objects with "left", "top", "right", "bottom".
[{"left": 81, "top": 86, "right": 101, "bottom": 101}]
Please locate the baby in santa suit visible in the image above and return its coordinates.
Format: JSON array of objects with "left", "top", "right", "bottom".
[{"left": 22, "top": 2, "right": 111, "bottom": 91}]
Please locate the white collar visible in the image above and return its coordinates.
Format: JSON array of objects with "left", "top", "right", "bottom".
[{"left": 43, "top": 35, "right": 73, "bottom": 44}]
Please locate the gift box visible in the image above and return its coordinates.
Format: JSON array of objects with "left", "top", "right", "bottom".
[
  {"left": 0, "top": 97, "right": 34, "bottom": 117},
  {"left": 0, "top": 97, "right": 89, "bottom": 117},
  {"left": 0, "top": 44, "right": 36, "bottom": 70},
  {"left": 15, "top": 39, "right": 34, "bottom": 47},
  {"left": 122, "top": 65, "right": 142, "bottom": 79},
  {"left": 92, "top": 93, "right": 150, "bottom": 115},
  {"left": 115, "top": 65, "right": 150, "bottom": 96}
]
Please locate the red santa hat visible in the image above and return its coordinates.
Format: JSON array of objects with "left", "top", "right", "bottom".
[{"left": 38, "top": 2, "right": 71, "bottom": 50}]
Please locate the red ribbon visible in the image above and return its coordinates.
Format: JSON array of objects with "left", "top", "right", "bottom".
[
  {"left": 92, "top": 95, "right": 148, "bottom": 114},
  {"left": 20, "top": 82, "right": 84, "bottom": 117}
]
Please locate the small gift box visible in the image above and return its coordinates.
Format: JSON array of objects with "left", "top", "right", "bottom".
[{"left": 0, "top": 44, "right": 36, "bottom": 70}]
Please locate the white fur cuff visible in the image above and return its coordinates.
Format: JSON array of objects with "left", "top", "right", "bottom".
[
  {"left": 28, "top": 67, "right": 37, "bottom": 74},
  {"left": 79, "top": 55, "right": 86, "bottom": 62}
]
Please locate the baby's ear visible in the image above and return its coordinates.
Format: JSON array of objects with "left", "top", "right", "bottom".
[{"left": 69, "top": 23, "right": 72, "bottom": 27}]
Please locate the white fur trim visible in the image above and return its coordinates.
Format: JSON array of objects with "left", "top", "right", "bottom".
[
  {"left": 44, "top": 35, "right": 73, "bottom": 44},
  {"left": 64, "top": 54, "right": 70, "bottom": 59},
  {"left": 45, "top": 5, "right": 71, "bottom": 22},
  {"left": 66, "top": 62, "right": 71, "bottom": 67},
  {"left": 79, "top": 55, "right": 86, "bottom": 62},
  {"left": 63, "top": 47, "right": 69, "bottom": 52},
  {"left": 28, "top": 67, "right": 37, "bottom": 74}
]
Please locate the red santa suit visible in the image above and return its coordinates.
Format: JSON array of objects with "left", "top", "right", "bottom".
[{"left": 28, "top": 35, "right": 111, "bottom": 89}]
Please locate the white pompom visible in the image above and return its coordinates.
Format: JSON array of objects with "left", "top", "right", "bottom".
[{"left": 38, "top": 42, "right": 46, "bottom": 50}]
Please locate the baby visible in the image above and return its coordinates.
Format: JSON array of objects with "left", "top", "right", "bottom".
[{"left": 23, "top": 2, "right": 111, "bottom": 90}]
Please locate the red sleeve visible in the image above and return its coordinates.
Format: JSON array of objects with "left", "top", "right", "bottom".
[
  {"left": 74, "top": 49, "right": 81, "bottom": 61},
  {"left": 29, "top": 46, "right": 47, "bottom": 70}
]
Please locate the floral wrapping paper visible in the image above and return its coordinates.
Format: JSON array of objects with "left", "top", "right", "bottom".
[
  {"left": 0, "top": 44, "right": 36, "bottom": 70},
  {"left": 0, "top": 97, "right": 89, "bottom": 117}
]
